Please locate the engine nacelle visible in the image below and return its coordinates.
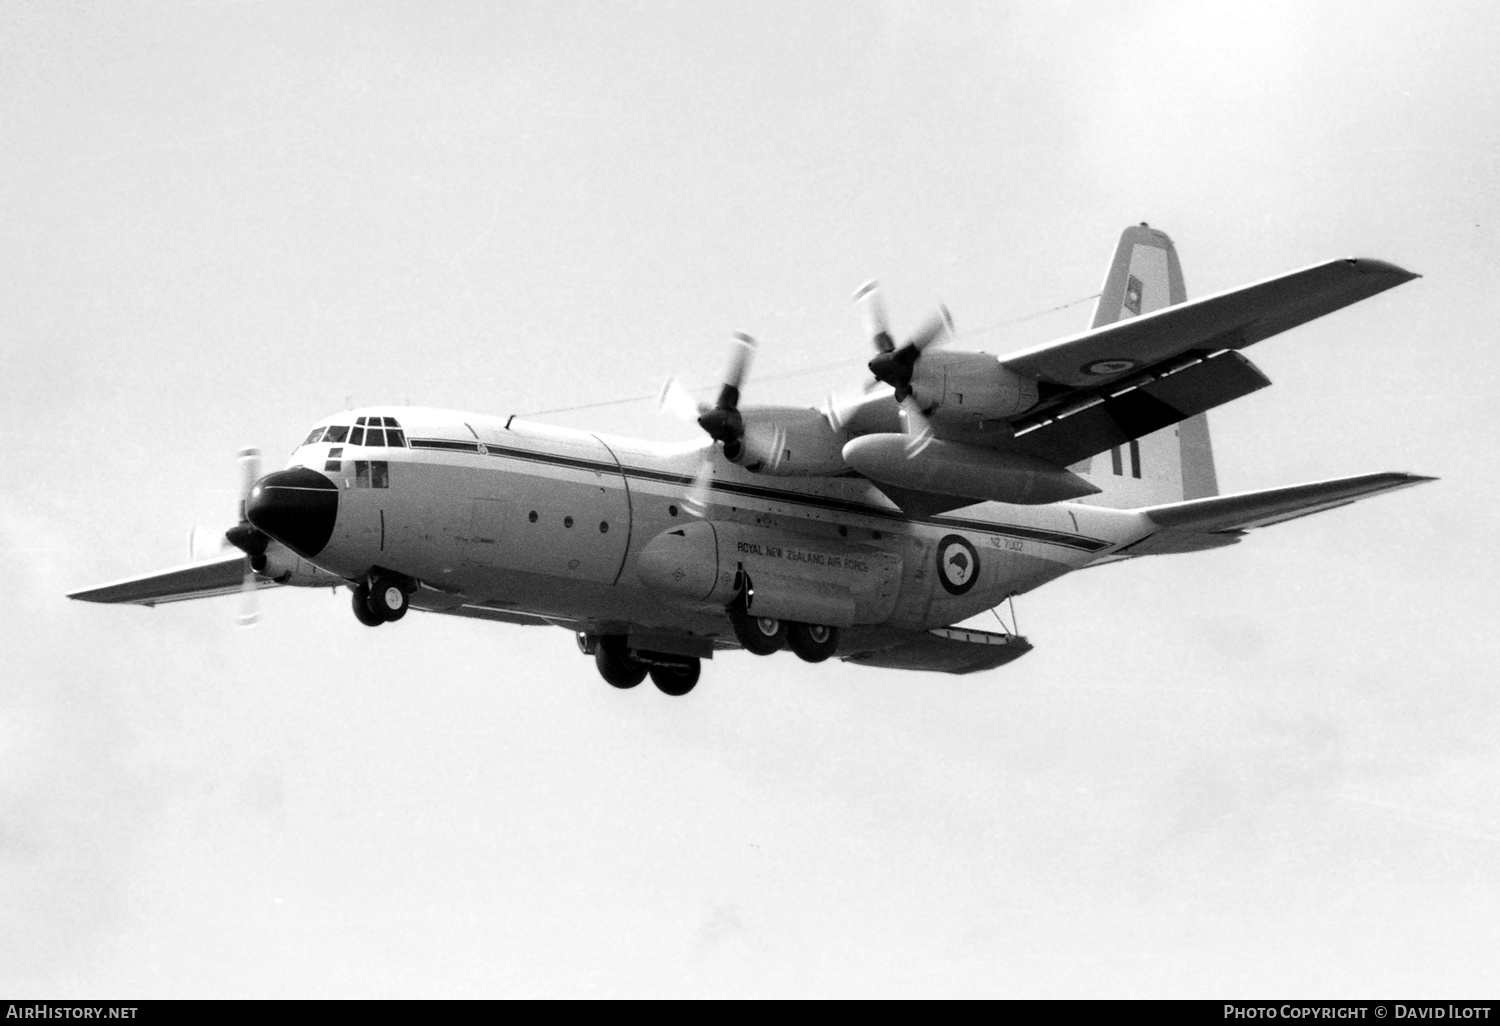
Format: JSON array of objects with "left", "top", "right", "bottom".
[
  {"left": 909, "top": 349, "right": 1040, "bottom": 423},
  {"left": 731, "top": 406, "right": 848, "bottom": 476},
  {"left": 256, "top": 540, "right": 344, "bottom": 587}
]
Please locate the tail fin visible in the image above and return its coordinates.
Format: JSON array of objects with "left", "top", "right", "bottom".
[{"left": 1071, "top": 224, "right": 1219, "bottom": 507}]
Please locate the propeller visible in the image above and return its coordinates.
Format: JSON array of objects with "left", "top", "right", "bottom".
[
  {"left": 858, "top": 280, "right": 952, "bottom": 402},
  {"left": 850, "top": 281, "right": 951, "bottom": 452},
  {"left": 224, "top": 446, "right": 267, "bottom": 628},
  {"left": 695, "top": 332, "right": 755, "bottom": 462},
  {"left": 657, "top": 333, "right": 758, "bottom": 517}
]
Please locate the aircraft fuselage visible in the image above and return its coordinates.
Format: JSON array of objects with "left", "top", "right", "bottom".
[{"left": 262, "top": 405, "right": 1150, "bottom": 653}]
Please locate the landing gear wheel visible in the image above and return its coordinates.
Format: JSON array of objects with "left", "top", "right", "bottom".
[
  {"left": 351, "top": 584, "right": 383, "bottom": 627},
  {"left": 788, "top": 623, "right": 840, "bottom": 663},
  {"left": 366, "top": 575, "right": 408, "bottom": 622},
  {"left": 729, "top": 602, "right": 786, "bottom": 655},
  {"left": 650, "top": 659, "right": 701, "bottom": 697},
  {"left": 595, "top": 635, "right": 646, "bottom": 689}
]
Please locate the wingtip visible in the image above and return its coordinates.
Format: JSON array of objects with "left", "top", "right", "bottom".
[{"left": 1346, "top": 257, "right": 1420, "bottom": 282}]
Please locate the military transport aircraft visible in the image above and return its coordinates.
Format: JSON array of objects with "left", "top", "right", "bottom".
[{"left": 70, "top": 225, "right": 1432, "bottom": 696}]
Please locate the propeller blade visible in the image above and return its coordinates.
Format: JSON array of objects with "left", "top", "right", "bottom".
[
  {"left": 867, "top": 305, "right": 953, "bottom": 401},
  {"left": 906, "top": 305, "right": 953, "bottom": 351},
  {"left": 715, "top": 332, "right": 756, "bottom": 410},
  {"left": 824, "top": 385, "right": 881, "bottom": 432},
  {"left": 235, "top": 565, "right": 260, "bottom": 629},
  {"left": 189, "top": 523, "right": 234, "bottom": 561},
  {"left": 682, "top": 456, "right": 715, "bottom": 519},
  {"left": 901, "top": 399, "right": 936, "bottom": 458},
  {"left": 658, "top": 376, "right": 706, "bottom": 423},
  {"left": 853, "top": 280, "right": 894, "bottom": 354},
  {"left": 697, "top": 333, "right": 757, "bottom": 457},
  {"left": 226, "top": 446, "right": 271, "bottom": 562},
  {"left": 236, "top": 446, "right": 262, "bottom": 520}
]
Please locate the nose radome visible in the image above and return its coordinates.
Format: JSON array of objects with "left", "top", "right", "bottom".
[{"left": 245, "top": 467, "right": 339, "bottom": 558}]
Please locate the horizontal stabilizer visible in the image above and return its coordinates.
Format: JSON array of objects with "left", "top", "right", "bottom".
[
  {"left": 842, "top": 626, "right": 1032, "bottom": 674},
  {"left": 1118, "top": 472, "right": 1435, "bottom": 557},
  {"left": 67, "top": 553, "right": 273, "bottom": 606}
]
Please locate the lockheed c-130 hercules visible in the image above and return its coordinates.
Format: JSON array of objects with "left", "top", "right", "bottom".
[{"left": 70, "top": 225, "right": 1432, "bottom": 696}]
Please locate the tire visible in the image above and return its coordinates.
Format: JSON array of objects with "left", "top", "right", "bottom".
[
  {"left": 351, "top": 584, "right": 383, "bottom": 627},
  {"left": 649, "top": 659, "right": 700, "bottom": 697},
  {"left": 368, "top": 576, "right": 408, "bottom": 622},
  {"left": 787, "top": 623, "right": 839, "bottom": 663},
  {"left": 729, "top": 601, "right": 786, "bottom": 655},
  {"left": 595, "top": 635, "right": 646, "bottom": 689}
]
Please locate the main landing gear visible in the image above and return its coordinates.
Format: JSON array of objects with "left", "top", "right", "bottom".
[
  {"left": 351, "top": 572, "right": 411, "bottom": 626},
  {"left": 582, "top": 634, "right": 702, "bottom": 697},
  {"left": 727, "top": 596, "right": 840, "bottom": 663},
  {"left": 579, "top": 606, "right": 842, "bottom": 696}
]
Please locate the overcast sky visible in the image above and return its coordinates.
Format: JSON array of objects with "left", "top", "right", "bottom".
[{"left": 4, "top": 0, "right": 1498, "bottom": 998}]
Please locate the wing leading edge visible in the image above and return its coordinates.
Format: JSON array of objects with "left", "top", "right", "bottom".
[
  {"left": 1002, "top": 256, "right": 1419, "bottom": 390},
  {"left": 67, "top": 553, "right": 275, "bottom": 606}
]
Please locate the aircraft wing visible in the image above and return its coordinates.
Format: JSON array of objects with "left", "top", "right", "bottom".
[
  {"left": 67, "top": 553, "right": 273, "bottom": 606},
  {"left": 836, "top": 256, "right": 1416, "bottom": 481},
  {"left": 1001, "top": 257, "right": 1418, "bottom": 388},
  {"left": 1115, "top": 472, "right": 1435, "bottom": 557}
]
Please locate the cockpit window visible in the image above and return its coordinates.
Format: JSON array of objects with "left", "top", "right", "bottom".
[
  {"left": 342, "top": 415, "right": 406, "bottom": 447},
  {"left": 324, "top": 425, "right": 349, "bottom": 444},
  {"left": 303, "top": 428, "right": 326, "bottom": 446}
]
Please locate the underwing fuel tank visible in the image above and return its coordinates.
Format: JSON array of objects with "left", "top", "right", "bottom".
[
  {"left": 636, "top": 520, "right": 901, "bottom": 626},
  {"left": 842, "top": 433, "right": 1100, "bottom": 505}
]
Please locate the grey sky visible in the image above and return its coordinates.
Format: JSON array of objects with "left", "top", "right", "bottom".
[{"left": 3, "top": 0, "right": 1497, "bottom": 997}]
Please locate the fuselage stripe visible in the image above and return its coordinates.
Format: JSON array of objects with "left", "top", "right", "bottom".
[{"left": 404, "top": 437, "right": 1111, "bottom": 553}]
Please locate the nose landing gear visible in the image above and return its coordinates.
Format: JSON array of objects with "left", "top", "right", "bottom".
[{"left": 351, "top": 572, "right": 413, "bottom": 626}]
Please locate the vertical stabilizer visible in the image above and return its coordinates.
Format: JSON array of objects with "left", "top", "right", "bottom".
[
  {"left": 1090, "top": 223, "right": 1187, "bottom": 327},
  {"left": 1070, "top": 225, "right": 1219, "bottom": 506}
]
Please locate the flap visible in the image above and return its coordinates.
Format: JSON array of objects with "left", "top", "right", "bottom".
[{"left": 1010, "top": 349, "right": 1271, "bottom": 466}]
